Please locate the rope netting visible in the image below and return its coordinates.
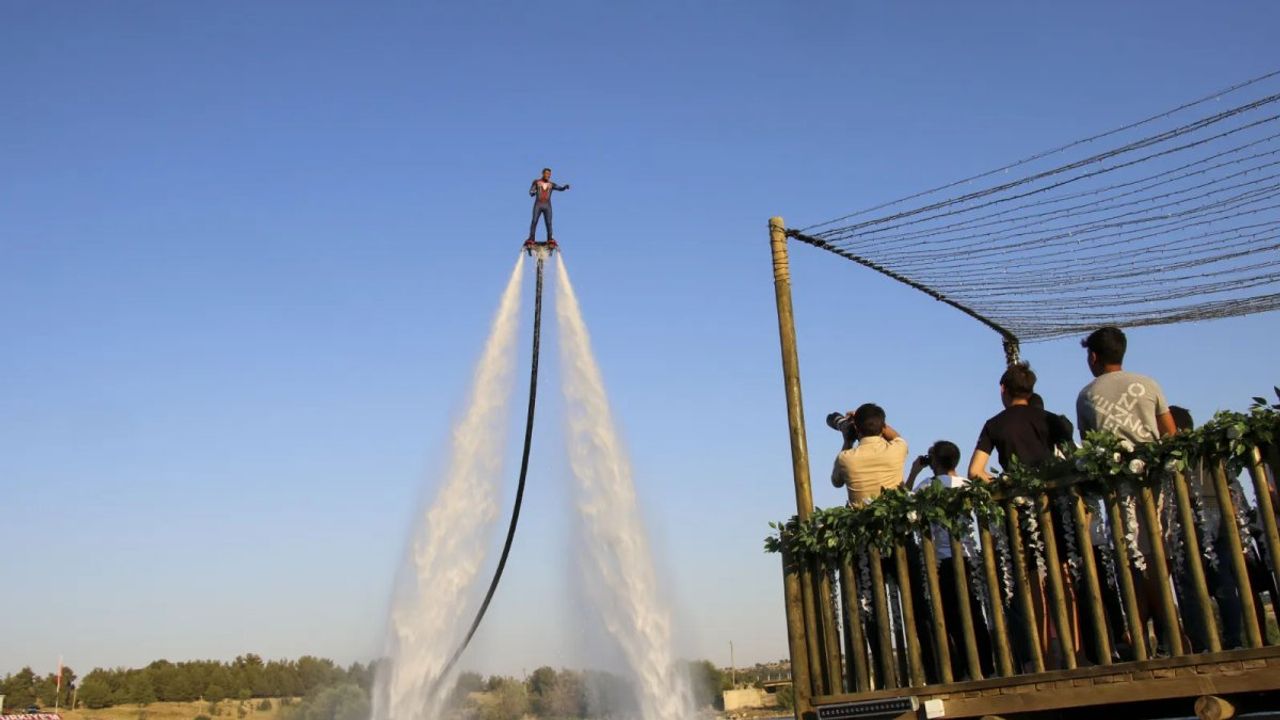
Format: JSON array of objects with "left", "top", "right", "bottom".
[{"left": 788, "top": 70, "right": 1280, "bottom": 345}]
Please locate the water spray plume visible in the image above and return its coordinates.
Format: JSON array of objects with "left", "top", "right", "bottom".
[
  {"left": 554, "top": 255, "right": 695, "bottom": 720},
  {"left": 372, "top": 256, "right": 526, "bottom": 720}
]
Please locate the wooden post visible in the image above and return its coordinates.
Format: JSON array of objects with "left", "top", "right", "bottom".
[
  {"left": 1137, "top": 484, "right": 1184, "bottom": 655},
  {"left": 1005, "top": 501, "right": 1045, "bottom": 673},
  {"left": 894, "top": 540, "right": 927, "bottom": 687},
  {"left": 1104, "top": 490, "right": 1149, "bottom": 660},
  {"left": 1213, "top": 461, "right": 1263, "bottom": 648},
  {"left": 814, "top": 567, "right": 844, "bottom": 694},
  {"left": 781, "top": 541, "right": 813, "bottom": 717},
  {"left": 770, "top": 216, "right": 833, "bottom": 701},
  {"left": 1069, "top": 488, "right": 1113, "bottom": 664},
  {"left": 1247, "top": 446, "right": 1280, "bottom": 613},
  {"left": 769, "top": 217, "right": 814, "bottom": 522},
  {"left": 949, "top": 533, "right": 984, "bottom": 680},
  {"left": 979, "top": 524, "right": 1015, "bottom": 677},
  {"left": 867, "top": 546, "right": 898, "bottom": 689},
  {"left": 920, "top": 531, "right": 954, "bottom": 683},
  {"left": 1036, "top": 494, "right": 1077, "bottom": 668},
  {"left": 839, "top": 561, "right": 871, "bottom": 692},
  {"left": 1171, "top": 470, "right": 1220, "bottom": 652}
]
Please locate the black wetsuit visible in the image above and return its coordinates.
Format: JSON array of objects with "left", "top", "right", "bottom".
[{"left": 529, "top": 178, "right": 567, "bottom": 240}]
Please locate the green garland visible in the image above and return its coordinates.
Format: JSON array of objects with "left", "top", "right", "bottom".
[{"left": 766, "top": 390, "right": 1280, "bottom": 563}]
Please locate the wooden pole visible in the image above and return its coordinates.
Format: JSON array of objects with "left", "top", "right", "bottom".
[
  {"left": 769, "top": 217, "right": 814, "bottom": 521},
  {"left": 894, "top": 540, "right": 927, "bottom": 687},
  {"left": 1069, "top": 488, "right": 1113, "bottom": 664},
  {"left": 1171, "top": 470, "right": 1220, "bottom": 652},
  {"left": 814, "top": 567, "right": 844, "bottom": 694},
  {"left": 920, "top": 532, "right": 954, "bottom": 683},
  {"left": 1005, "top": 501, "right": 1045, "bottom": 673},
  {"left": 1247, "top": 446, "right": 1280, "bottom": 613},
  {"left": 1137, "top": 484, "right": 1183, "bottom": 655},
  {"left": 839, "top": 561, "right": 871, "bottom": 692},
  {"left": 867, "top": 546, "right": 898, "bottom": 689},
  {"left": 949, "top": 534, "right": 984, "bottom": 680},
  {"left": 769, "top": 216, "right": 832, "bottom": 701},
  {"left": 979, "top": 524, "right": 1015, "bottom": 677},
  {"left": 781, "top": 542, "right": 813, "bottom": 718},
  {"left": 1213, "top": 461, "right": 1263, "bottom": 648},
  {"left": 1036, "top": 494, "right": 1077, "bottom": 668},
  {"left": 1104, "top": 490, "right": 1149, "bottom": 660}
]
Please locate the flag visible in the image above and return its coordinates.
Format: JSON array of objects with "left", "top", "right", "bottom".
[{"left": 55, "top": 657, "right": 63, "bottom": 693}]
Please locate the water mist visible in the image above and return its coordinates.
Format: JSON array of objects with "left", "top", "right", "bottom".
[
  {"left": 554, "top": 255, "right": 695, "bottom": 720},
  {"left": 372, "top": 256, "right": 525, "bottom": 720}
]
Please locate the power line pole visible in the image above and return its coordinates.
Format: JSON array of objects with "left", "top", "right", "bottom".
[{"left": 730, "top": 641, "right": 736, "bottom": 687}]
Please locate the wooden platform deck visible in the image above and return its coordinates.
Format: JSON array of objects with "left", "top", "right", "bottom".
[{"left": 810, "top": 646, "right": 1280, "bottom": 719}]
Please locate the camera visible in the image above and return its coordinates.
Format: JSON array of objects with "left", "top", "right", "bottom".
[
  {"left": 826, "top": 411, "right": 854, "bottom": 434},
  {"left": 916, "top": 454, "right": 932, "bottom": 468}
]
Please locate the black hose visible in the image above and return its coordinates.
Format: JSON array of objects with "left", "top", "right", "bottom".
[{"left": 438, "top": 254, "right": 545, "bottom": 683}]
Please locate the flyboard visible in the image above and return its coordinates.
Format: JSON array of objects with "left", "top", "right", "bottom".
[{"left": 522, "top": 238, "right": 559, "bottom": 256}]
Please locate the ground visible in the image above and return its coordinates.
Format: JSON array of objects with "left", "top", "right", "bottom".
[{"left": 56, "top": 699, "right": 291, "bottom": 720}]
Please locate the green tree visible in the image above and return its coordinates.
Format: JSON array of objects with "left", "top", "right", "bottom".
[
  {"left": 3, "top": 667, "right": 39, "bottom": 709},
  {"left": 685, "top": 660, "right": 726, "bottom": 709},
  {"left": 478, "top": 679, "right": 527, "bottom": 720},
  {"left": 541, "top": 670, "right": 585, "bottom": 718},
  {"left": 448, "top": 672, "right": 485, "bottom": 709},
  {"left": 527, "top": 666, "right": 557, "bottom": 698},
  {"left": 288, "top": 683, "right": 368, "bottom": 720},
  {"left": 78, "top": 675, "right": 115, "bottom": 709},
  {"left": 126, "top": 672, "right": 158, "bottom": 706},
  {"left": 206, "top": 684, "right": 228, "bottom": 704}
]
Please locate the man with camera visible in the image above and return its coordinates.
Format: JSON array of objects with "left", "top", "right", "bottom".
[{"left": 829, "top": 403, "right": 908, "bottom": 505}]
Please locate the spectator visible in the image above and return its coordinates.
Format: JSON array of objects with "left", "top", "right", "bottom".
[
  {"left": 968, "top": 362, "right": 1075, "bottom": 670},
  {"left": 906, "top": 441, "right": 995, "bottom": 680},
  {"left": 968, "top": 363, "right": 1072, "bottom": 480},
  {"left": 1076, "top": 326, "right": 1176, "bottom": 442},
  {"left": 831, "top": 403, "right": 908, "bottom": 505},
  {"left": 829, "top": 403, "right": 907, "bottom": 685},
  {"left": 1077, "top": 326, "right": 1176, "bottom": 656}
]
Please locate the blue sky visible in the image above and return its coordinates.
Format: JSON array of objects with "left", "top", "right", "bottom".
[{"left": 3, "top": 2, "right": 1278, "bottom": 678}]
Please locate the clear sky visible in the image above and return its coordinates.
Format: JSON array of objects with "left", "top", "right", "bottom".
[{"left": 3, "top": 1, "right": 1278, "bottom": 679}]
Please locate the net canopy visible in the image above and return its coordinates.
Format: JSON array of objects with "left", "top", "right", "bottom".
[{"left": 788, "top": 70, "right": 1280, "bottom": 346}]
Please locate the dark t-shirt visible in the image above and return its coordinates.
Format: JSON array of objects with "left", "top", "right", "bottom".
[{"left": 976, "top": 404, "right": 1073, "bottom": 471}]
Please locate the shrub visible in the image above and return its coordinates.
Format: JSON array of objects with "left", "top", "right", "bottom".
[{"left": 257, "top": 700, "right": 273, "bottom": 711}]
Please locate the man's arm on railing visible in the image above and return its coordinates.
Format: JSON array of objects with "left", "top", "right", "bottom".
[{"left": 968, "top": 449, "right": 993, "bottom": 482}]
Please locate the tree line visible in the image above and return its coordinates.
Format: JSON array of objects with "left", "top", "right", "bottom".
[
  {"left": 442, "top": 660, "right": 729, "bottom": 720},
  {"left": 1, "top": 655, "right": 373, "bottom": 711},
  {"left": 2, "top": 655, "right": 736, "bottom": 720}
]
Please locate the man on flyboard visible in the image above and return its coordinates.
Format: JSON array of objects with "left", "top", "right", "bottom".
[{"left": 525, "top": 168, "right": 569, "bottom": 252}]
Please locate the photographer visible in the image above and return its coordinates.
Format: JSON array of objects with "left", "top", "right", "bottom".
[{"left": 830, "top": 403, "right": 908, "bottom": 505}]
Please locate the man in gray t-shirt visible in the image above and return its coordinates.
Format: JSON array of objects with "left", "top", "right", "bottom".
[{"left": 1076, "top": 326, "right": 1176, "bottom": 443}]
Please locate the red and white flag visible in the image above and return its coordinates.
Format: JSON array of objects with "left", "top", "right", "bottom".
[{"left": 55, "top": 657, "right": 63, "bottom": 693}]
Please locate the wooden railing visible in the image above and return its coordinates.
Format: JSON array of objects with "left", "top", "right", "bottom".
[{"left": 773, "top": 441, "right": 1280, "bottom": 705}]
